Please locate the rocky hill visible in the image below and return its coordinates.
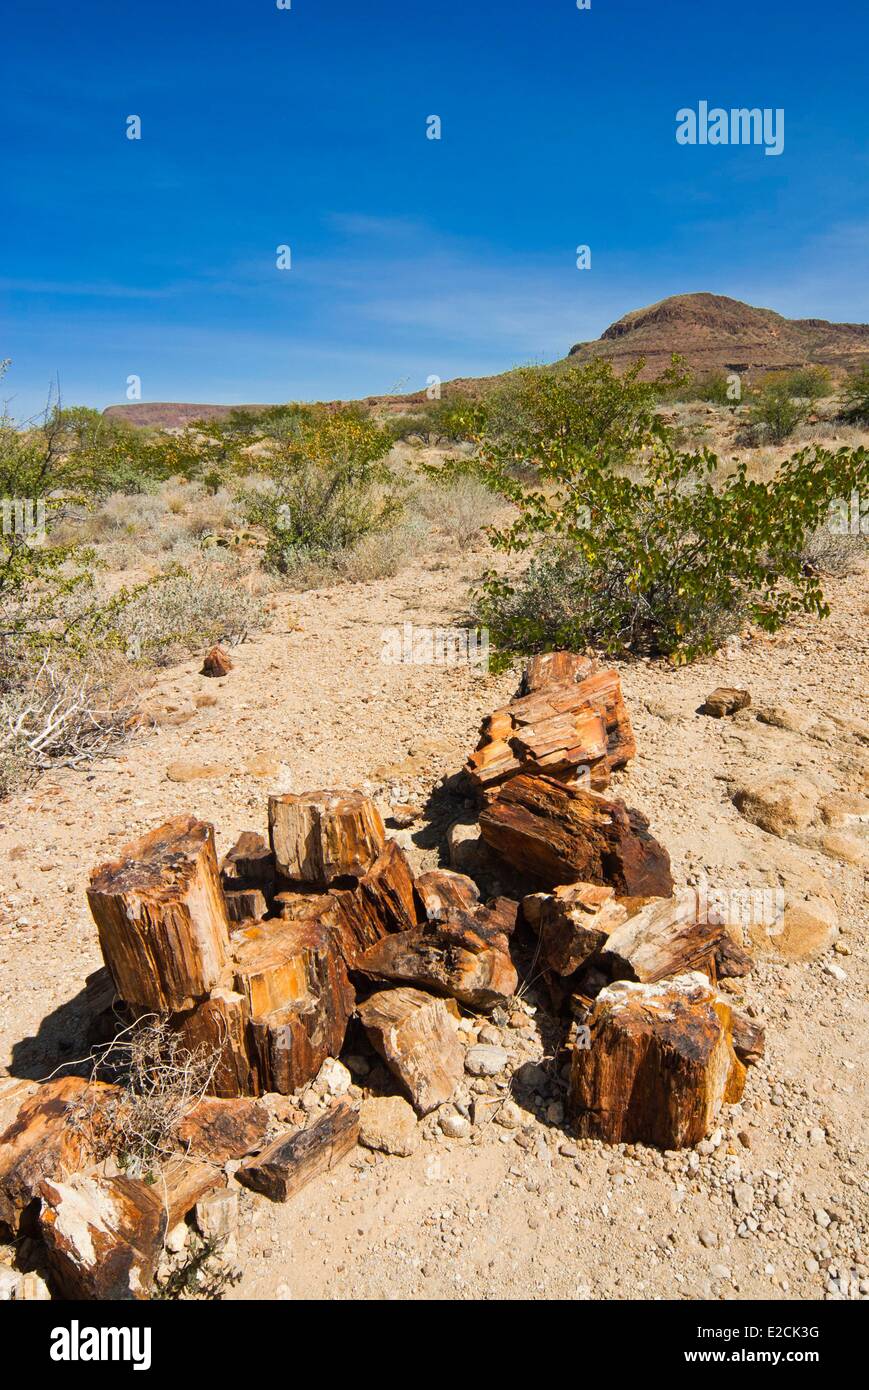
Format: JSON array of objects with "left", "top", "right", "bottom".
[
  {"left": 567, "top": 292, "right": 869, "bottom": 379},
  {"left": 103, "top": 293, "right": 869, "bottom": 427}
]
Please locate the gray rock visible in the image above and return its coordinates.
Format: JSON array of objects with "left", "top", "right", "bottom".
[{"left": 465, "top": 1044, "right": 509, "bottom": 1077}]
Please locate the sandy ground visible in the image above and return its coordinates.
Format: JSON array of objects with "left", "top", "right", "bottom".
[{"left": 0, "top": 538, "right": 867, "bottom": 1301}]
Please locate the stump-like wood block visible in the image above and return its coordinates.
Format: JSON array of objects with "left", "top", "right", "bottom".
[
  {"left": 358, "top": 987, "right": 464, "bottom": 1114},
  {"left": 568, "top": 973, "right": 746, "bottom": 1148},
  {"left": 268, "top": 789, "right": 385, "bottom": 886},
  {"left": 479, "top": 774, "right": 673, "bottom": 896},
  {"left": 87, "top": 815, "right": 230, "bottom": 1013}
]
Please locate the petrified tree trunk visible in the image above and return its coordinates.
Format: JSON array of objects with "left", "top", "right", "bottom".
[
  {"left": 0, "top": 1077, "right": 118, "bottom": 1235},
  {"left": 358, "top": 987, "right": 464, "bottom": 1114},
  {"left": 231, "top": 917, "right": 354, "bottom": 1094},
  {"left": 728, "top": 1005, "right": 765, "bottom": 1065},
  {"left": 39, "top": 1174, "right": 165, "bottom": 1300},
  {"left": 600, "top": 891, "right": 724, "bottom": 984},
  {"left": 87, "top": 816, "right": 230, "bottom": 1014},
  {"left": 568, "top": 973, "right": 745, "bottom": 1148},
  {"left": 520, "top": 651, "right": 597, "bottom": 694},
  {"left": 415, "top": 868, "right": 480, "bottom": 920},
  {"left": 325, "top": 839, "right": 418, "bottom": 968},
  {"left": 237, "top": 1101, "right": 359, "bottom": 1201},
  {"left": 358, "top": 916, "right": 518, "bottom": 1012},
  {"left": 172, "top": 986, "right": 255, "bottom": 1099},
  {"left": 478, "top": 774, "right": 673, "bottom": 897},
  {"left": 466, "top": 668, "right": 636, "bottom": 797},
  {"left": 534, "top": 882, "right": 629, "bottom": 976},
  {"left": 268, "top": 790, "right": 385, "bottom": 886}
]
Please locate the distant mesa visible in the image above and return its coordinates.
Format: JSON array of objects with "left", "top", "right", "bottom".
[{"left": 103, "top": 293, "right": 869, "bottom": 428}]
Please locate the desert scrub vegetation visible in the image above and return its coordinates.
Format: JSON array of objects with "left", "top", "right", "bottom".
[
  {"left": 0, "top": 379, "right": 266, "bottom": 795},
  {"left": 240, "top": 405, "right": 405, "bottom": 574},
  {"left": 841, "top": 366, "right": 869, "bottom": 425},
  {"left": 466, "top": 359, "right": 869, "bottom": 664}
]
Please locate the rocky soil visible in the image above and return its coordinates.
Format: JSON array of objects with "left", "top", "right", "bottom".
[{"left": 0, "top": 540, "right": 866, "bottom": 1302}]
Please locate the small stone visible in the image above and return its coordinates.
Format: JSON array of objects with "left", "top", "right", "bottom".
[
  {"left": 464, "top": 1044, "right": 509, "bottom": 1077},
  {"left": 699, "top": 1229, "right": 719, "bottom": 1249},
  {"left": 477, "top": 1024, "right": 501, "bottom": 1046},
  {"left": 711, "top": 1263, "right": 732, "bottom": 1281},
  {"left": 439, "top": 1112, "right": 471, "bottom": 1140},
  {"left": 494, "top": 1099, "right": 523, "bottom": 1129},
  {"left": 165, "top": 1222, "right": 189, "bottom": 1254},
  {"left": 315, "top": 1057, "right": 352, "bottom": 1097},
  {"left": 15, "top": 1272, "right": 51, "bottom": 1301},
  {"left": 359, "top": 1096, "right": 419, "bottom": 1157},
  {"left": 195, "top": 1188, "right": 238, "bottom": 1243},
  {"left": 701, "top": 688, "right": 751, "bottom": 718}
]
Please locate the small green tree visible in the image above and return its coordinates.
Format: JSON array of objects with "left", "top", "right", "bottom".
[
  {"left": 469, "top": 362, "right": 868, "bottom": 664},
  {"left": 841, "top": 366, "right": 869, "bottom": 424},
  {"left": 244, "top": 406, "right": 402, "bottom": 571},
  {"left": 748, "top": 381, "right": 808, "bottom": 442}
]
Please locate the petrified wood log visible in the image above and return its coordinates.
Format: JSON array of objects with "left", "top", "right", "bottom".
[
  {"left": 39, "top": 1173, "right": 164, "bottom": 1300},
  {"left": 0, "top": 1077, "right": 118, "bottom": 1235},
  {"left": 520, "top": 651, "right": 597, "bottom": 694},
  {"left": 415, "top": 868, "right": 480, "bottom": 920},
  {"left": 358, "top": 917, "right": 518, "bottom": 1012},
  {"left": 268, "top": 789, "right": 385, "bottom": 886},
  {"left": 201, "top": 644, "right": 233, "bottom": 677},
  {"left": 325, "top": 839, "right": 418, "bottom": 968},
  {"left": 478, "top": 774, "right": 673, "bottom": 896},
  {"left": 467, "top": 668, "right": 636, "bottom": 796},
  {"left": 728, "top": 1005, "right": 765, "bottom": 1065},
  {"left": 87, "top": 815, "right": 230, "bottom": 1014},
  {"left": 237, "top": 1101, "right": 359, "bottom": 1202},
  {"left": 357, "top": 987, "right": 464, "bottom": 1114},
  {"left": 535, "top": 882, "right": 629, "bottom": 976},
  {"left": 714, "top": 934, "right": 754, "bottom": 979},
  {"left": 171, "top": 986, "right": 255, "bottom": 1098},
  {"left": 220, "top": 830, "right": 276, "bottom": 891},
  {"left": 224, "top": 888, "right": 268, "bottom": 925},
  {"left": 701, "top": 687, "right": 751, "bottom": 718},
  {"left": 176, "top": 1097, "right": 269, "bottom": 1162},
  {"left": 568, "top": 973, "right": 746, "bottom": 1148},
  {"left": 600, "top": 891, "right": 724, "bottom": 984}
]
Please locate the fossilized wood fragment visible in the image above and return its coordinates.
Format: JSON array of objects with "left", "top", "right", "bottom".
[
  {"left": 0, "top": 1077, "right": 118, "bottom": 1234},
  {"left": 568, "top": 973, "right": 746, "bottom": 1148},
  {"left": 415, "top": 868, "right": 480, "bottom": 920},
  {"left": 357, "top": 919, "right": 518, "bottom": 1012},
  {"left": 176, "top": 1097, "right": 270, "bottom": 1162},
  {"left": 520, "top": 651, "right": 597, "bottom": 694},
  {"left": 39, "top": 1173, "right": 165, "bottom": 1300},
  {"left": 600, "top": 891, "right": 724, "bottom": 984},
  {"left": 325, "top": 838, "right": 418, "bottom": 968},
  {"left": 268, "top": 789, "right": 385, "bottom": 886},
  {"left": 357, "top": 987, "right": 464, "bottom": 1114},
  {"left": 467, "top": 668, "right": 636, "bottom": 795},
  {"left": 87, "top": 815, "right": 230, "bottom": 1013},
  {"left": 237, "top": 1101, "right": 359, "bottom": 1202},
  {"left": 478, "top": 774, "right": 673, "bottom": 896},
  {"left": 220, "top": 830, "right": 276, "bottom": 892},
  {"left": 535, "top": 882, "right": 629, "bottom": 976},
  {"left": 171, "top": 987, "right": 255, "bottom": 1098}
]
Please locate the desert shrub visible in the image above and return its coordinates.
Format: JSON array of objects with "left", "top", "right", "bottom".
[
  {"left": 387, "top": 395, "right": 487, "bottom": 446},
  {"left": 116, "top": 567, "right": 261, "bottom": 666},
  {"left": 747, "top": 382, "right": 809, "bottom": 442},
  {"left": 334, "top": 517, "right": 429, "bottom": 582},
  {"left": 801, "top": 524, "right": 866, "bottom": 576},
  {"left": 686, "top": 371, "right": 738, "bottom": 406},
  {"left": 410, "top": 474, "right": 503, "bottom": 542},
  {"left": 243, "top": 406, "right": 402, "bottom": 571},
  {"left": 469, "top": 363, "right": 869, "bottom": 662},
  {"left": 1, "top": 656, "right": 137, "bottom": 776},
  {"left": 773, "top": 366, "right": 832, "bottom": 401},
  {"left": 840, "top": 366, "right": 869, "bottom": 425}
]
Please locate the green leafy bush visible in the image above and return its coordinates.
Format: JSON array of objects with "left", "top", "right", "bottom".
[
  {"left": 747, "top": 382, "right": 809, "bottom": 442},
  {"left": 841, "top": 366, "right": 869, "bottom": 425},
  {"left": 243, "top": 406, "right": 402, "bottom": 572},
  {"left": 470, "top": 363, "right": 868, "bottom": 663}
]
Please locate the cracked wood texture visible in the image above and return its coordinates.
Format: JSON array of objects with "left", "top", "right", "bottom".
[
  {"left": 358, "top": 986, "right": 464, "bottom": 1114},
  {"left": 358, "top": 915, "right": 518, "bottom": 1013},
  {"left": 237, "top": 1101, "right": 359, "bottom": 1202},
  {"left": 478, "top": 773, "right": 673, "bottom": 896},
  {"left": 268, "top": 789, "right": 385, "bottom": 886},
  {"left": 600, "top": 891, "right": 724, "bottom": 984},
  {"left": 466, "top": 668, "right": 636, "bottom": 796},
  {"left": 86, "top": 815, "right": 230, "bottom": 1014},
  {"left": 568, "top": 974, "right": 746, "bottom": 1148},
  {"left": 325, "top": 838, "right": 419, "bottom": 968}
]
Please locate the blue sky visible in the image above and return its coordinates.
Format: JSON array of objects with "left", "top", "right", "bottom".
[{"left": 2, "top": 0, "right": 867, "bottom": 421}]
